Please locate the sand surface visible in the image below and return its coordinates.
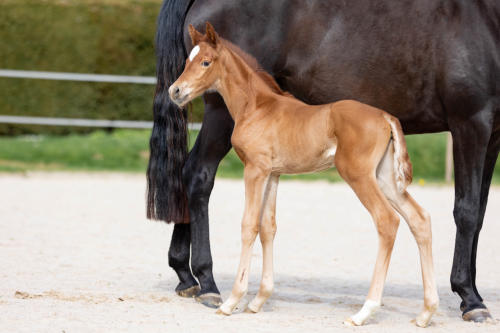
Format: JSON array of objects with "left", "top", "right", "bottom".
[{"left": 1, "top": 173, "right": 499, "bottom": 332}]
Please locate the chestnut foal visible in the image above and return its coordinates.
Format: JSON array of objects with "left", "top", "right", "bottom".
[{"left": 170, "top": 23, "right": 439, "bottom": 327}]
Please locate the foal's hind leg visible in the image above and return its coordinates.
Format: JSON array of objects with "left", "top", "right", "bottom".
[
  {"left": 338, "top": 171, "right": 400, "bottom": 326},
  {"left": 247, "top": 174, "right": 279, "bottom": 313},
  {"left": 217, "top": 165, "right": 272, "bottom": 315},
  {"left": 376, "top": 146, "right": 439, "bottom": 327}
]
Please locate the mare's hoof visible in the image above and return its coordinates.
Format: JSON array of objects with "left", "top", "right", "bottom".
[
  {"left": 176, "top": 285, "right": 200, "bottom": 298},
  {"left": 462, "top": 308, "right": 494, "bottom": 323},
  {"left": 196, "top": 292, "right": 223, "bottom": 309}
]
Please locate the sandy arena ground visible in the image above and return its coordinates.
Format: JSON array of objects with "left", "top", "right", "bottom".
[{"left": 1, "top": 173, "right": 499, "bottom": 332}]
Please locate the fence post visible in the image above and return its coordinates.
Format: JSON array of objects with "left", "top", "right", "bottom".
[{"left": 445, "top": 132, "right": 453, "bottom": 183}]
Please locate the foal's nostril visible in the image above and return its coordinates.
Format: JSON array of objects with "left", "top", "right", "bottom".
[{"left": 169, "top": 85, "right": 181, "bottom": 99}]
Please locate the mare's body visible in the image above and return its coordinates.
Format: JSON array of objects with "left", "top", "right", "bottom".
[{"left": 147, "top": 0, "right": 500, "bottom": 320}]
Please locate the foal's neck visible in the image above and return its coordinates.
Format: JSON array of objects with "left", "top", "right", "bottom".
[{"left": 215, "top": 47, "right": 278, "bottom": 120}]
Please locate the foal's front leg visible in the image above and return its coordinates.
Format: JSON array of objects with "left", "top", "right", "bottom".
[{"left": 217, "top": 165, "right": 271, "bottom": 315}]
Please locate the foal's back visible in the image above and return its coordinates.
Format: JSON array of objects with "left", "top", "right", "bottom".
[{"left": 232, "top": 96, "right": 392, "bottom": 175}]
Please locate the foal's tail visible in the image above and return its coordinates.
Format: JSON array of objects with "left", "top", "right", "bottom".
[
  {"left": 147, "top": 0, "right": 195, "bottom": 223},
  {"left": 384, "top": 114, "right": 413, "bottom": 193}
]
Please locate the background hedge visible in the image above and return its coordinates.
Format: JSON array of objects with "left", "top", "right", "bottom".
[{"left": 0, "top": 0, "right": 203, "bottom": 135}]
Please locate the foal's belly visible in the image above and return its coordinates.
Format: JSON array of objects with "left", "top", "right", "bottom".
[{"left": 272, "top": 142, "right": 337, "bottom": 175}]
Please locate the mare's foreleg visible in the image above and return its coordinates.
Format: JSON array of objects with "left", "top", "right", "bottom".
[
  {"left": 169, "top": 224, "right": 199, "bottom": 297},
  {"left": 217, "top": 165, "right": 271, "bottom": 315},
  {"left": 173, "top": 93, "right": 233, "bottom": 307},
  {"left": 247, "top": 174, "right": 279, "bottom": 313}
]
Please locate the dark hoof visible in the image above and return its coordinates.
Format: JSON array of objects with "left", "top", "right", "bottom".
[
  {"left": 462, "top": 308, "right": 494, "bottom": 323},
  {"left": 176, "top": 285, "right": 201, "bottom": 298},
  {"left": 195, "top": 293, "right": 223, "bottom": 309},
  {"left": 460, "top": 301, "right": 465, "bottom": 312}
]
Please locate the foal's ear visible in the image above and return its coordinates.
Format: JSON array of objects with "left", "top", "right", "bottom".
[
  {"left": 188, "top": 24, "right": 203, "bottom": 46},
  {"left": 205, "top": 22, "right": 219, "bottom": 45}
]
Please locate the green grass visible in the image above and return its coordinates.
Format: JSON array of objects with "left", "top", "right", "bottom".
[
  {"left": 0, "top": 129, "right": 498, "bottom": 183},
  {"left": 0, "top": 130, "right": 150, "bottom": 172}
]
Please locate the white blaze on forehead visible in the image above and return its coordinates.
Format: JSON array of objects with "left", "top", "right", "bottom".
[{"left": 189, "top": 45, "right": 200, "bottom": 61}]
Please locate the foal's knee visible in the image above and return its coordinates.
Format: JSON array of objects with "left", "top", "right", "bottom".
[
  {"left": 259, "top": 220, "right": 277, "bottom": 243},
  {"left": 375, "top": 210, "right": 400, "bottom": 244},
  {"left": 409, "top": 209, "right": 432, "bottom": 244},
  {"left": 241, "top": 222, "right": 259, "bottom": 244}
]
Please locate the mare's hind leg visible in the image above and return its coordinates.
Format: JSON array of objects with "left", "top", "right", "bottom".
[
  {"left": 217, "top": 166, "right": 272, "bottom": 315},
  {"left": 337, "top": 165, "right": 400, "bottom": 326},
  {"left": 467, "top": 130, "right": 500, "bottom": 312},
  {"left": 247, "top": 174, "right": 279, "bottom": 313},
  {"left": 448, "top": 110, "right": 494, "bottom": 322},
  {"left": 178, "top": 93, "right": 234, "bottom": 307},
  {"left": 376, "top": 143, "right": 439, "bottom": 327}
]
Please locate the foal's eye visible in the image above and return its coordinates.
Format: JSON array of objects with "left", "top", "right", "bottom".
[{"left": 201, "top": 61, "right": 211, "bottom": 67}]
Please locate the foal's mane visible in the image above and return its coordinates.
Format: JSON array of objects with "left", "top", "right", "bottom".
[{"left": 219, "top": 38, "right": 291, "bottom": 97}]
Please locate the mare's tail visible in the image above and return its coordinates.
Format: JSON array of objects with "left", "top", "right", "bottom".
[
  {"left": 383, "top": 114, "right": 413, "bottom": 193},
  {"left": 147, "top": 0, "right": 194, "bottom": 223}
]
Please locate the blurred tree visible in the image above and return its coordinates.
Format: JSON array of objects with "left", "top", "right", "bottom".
[{"left": 0, "top": 0, "right": 204, "bottom": 135}]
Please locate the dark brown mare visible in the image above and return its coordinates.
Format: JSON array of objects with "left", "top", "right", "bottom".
[{"left": 147, "top": 0, "right": 500, "bottom": 322}]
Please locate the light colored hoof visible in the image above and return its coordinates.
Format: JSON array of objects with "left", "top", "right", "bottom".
[
  {"left": 345, "top": 300, "right": 380, "bottom": 326},
  {"left": 412, "top": 316, "right": 431, "bottom": 328},
  {"left": 215, "top": 308, "right": 232, "bottom": 316},
  {"left": 343, "top": 318, "right": 360, "bottom": 326},
  {"left": 215, "top": 304, "right": 233, "bottom": 316},
  {"left": 246, "top": 301, "right": 260, "bottom": 313},
  {"left": 414, "top": 308, "right": 437, "bottom": 328}
]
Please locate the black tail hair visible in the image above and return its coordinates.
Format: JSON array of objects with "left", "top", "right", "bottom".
[{"left": 147, "top": 0, "right": 194, "bottom": 223}]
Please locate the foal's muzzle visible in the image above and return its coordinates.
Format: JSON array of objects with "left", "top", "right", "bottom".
[{"left": 169, "top": 84, "right": 190, "bottom": 107}]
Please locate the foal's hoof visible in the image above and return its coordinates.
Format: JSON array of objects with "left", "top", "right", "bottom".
[
  {"left": 195, "top": 292, "right": 223, "bottom": 309},
  {"left": 462, "top": 308, "right": 494, "bottom": 323},
  {"left": 245, "top": 304, "right": 259, "bottom": 314},
  {"left": 343, "top": 318, "right": 360, "bottom": 327},
  {"left": 176, "top": 285, "right": 200, "bottom": 298},
  {"left": 216, "top": 305, "right": 232, "bottom": 316},
  {"left": 412, "top": 317, "right": 431, "bottom": 328}
]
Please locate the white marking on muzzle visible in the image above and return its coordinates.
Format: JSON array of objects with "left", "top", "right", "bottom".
[{"left": 189, "top": 45, "right": 200, "bottom": 62}]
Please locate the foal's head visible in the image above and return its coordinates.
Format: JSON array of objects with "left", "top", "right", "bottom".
[{"left": 169, "top": 23, "right": 222, "bottom": 107}]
